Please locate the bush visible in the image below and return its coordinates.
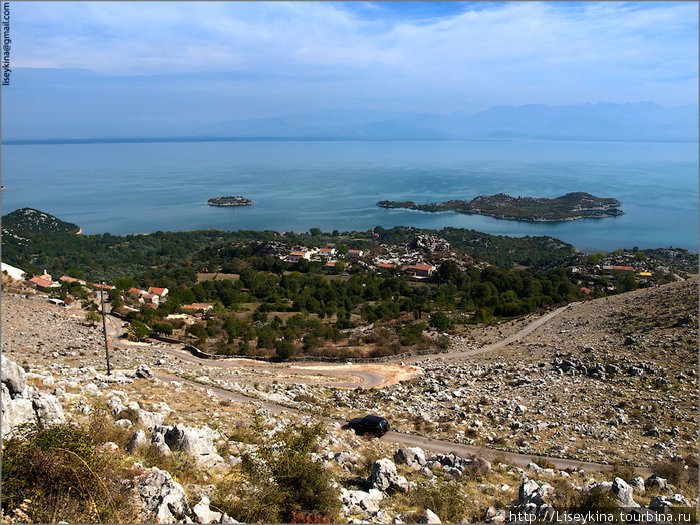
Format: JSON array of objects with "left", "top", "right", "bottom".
[
  {"left": 213, "top": 423, "right": 340, "bottom": 523},
  {"left": 275, "top": 339, "right": 295, "bottom": 360},
  {"left": 412, "top": 482, "right": 466, "bottom": 523},
  {"left": 652, "top": 458, "right": 686, "bottom": 486},
  {"left": 1, "top": 423, "right": 138, "bottom": 523}
]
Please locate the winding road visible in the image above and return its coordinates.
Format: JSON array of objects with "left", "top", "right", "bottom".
[{"left": 102, "top": 304, "right": 636, "bottom": 474}]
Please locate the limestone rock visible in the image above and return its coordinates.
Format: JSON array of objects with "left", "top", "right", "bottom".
[
  {"left": 131, "top": 466, "right": 190, "bottom": 523},
  {"left": 369, "top": 458, "right": 409, "bottom": 492},
  {"left": 1, "top": 355, "right": 27, "bottom": 395}
]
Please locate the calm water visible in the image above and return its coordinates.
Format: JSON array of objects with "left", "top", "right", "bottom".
[{"left": 1, "top": 139, "right": 697, "bottom": 253}]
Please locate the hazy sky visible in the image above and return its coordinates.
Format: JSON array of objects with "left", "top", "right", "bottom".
[{"left": 2, "top": 1, "right": 698, "bottom": 138}]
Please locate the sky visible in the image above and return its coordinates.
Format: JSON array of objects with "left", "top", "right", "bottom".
[{"left": 1, "top": 1, "right": 698, "bottom": 139}]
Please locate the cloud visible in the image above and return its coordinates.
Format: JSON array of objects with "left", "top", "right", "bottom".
[{"left": 6, "top": 1, "right": 699, "bottom": 112}]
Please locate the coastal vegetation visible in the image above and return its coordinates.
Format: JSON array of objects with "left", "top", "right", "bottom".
[{"left": 377, "top": 192, "right": 623, "bottom": 222}]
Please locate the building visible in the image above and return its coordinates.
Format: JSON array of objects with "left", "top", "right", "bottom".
[
  {"left": 128, "top": 287, "right": 147, "bottom": 297},
  {"left": 378, "top": 263, "right": 397, "bottom": 271},
  {"left": 147, "top": 286, "right": 169, "bottom": 297},
  {"left": 346, "top": 249, "right": 363, "bottom": 258},
  {"left": 29, "top": 275, "right": 58, "bottom": 291},
  {"left": 182, "top": 303, "right": 213, "bottom": 312},
  {"left": 287, "top": 251, "right": 311, "bottom": 263},
  {"left": 59, "top": 275, "right": 80, "bottom": 283},
  {"left": 317, "top": 248, "right": 336, "bottom": 257},
  {"left": 142, "top": 293, "right": 160, "bottom": 306},
  {"left": 402, "top": 263, "right": 434, "bottom": 278}
]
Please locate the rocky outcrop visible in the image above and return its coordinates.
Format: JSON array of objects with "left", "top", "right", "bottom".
[
  {"left": 1, "top": 355, "right": 65, "bottom": 437},
  {"left": 394, "top": 447, "right": 426, "bottom": 469},
  {"left": 147, "top": 425, "right": 224, "bottom": 469},
  {"left": 368, "top": 458, "right": 410, "bottom": 492},
  {"left": 131, "top": 466, "right": 191, "bottom": 523}
]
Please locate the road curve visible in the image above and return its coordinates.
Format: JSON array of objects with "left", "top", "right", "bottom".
[
  {"left": 157, "top": 373, "right": 652, "bottom": 474},
  {"left": 106, "top": 315, "right": 384, "bottom": 388}
]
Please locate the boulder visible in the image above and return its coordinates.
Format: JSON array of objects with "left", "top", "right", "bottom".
[
  {"left": 611, "top": 478, "right": 639, "bottom": 507},
  {"left": 192, "top": 496, "right": 222, "bottom": 524},
  {"left": 369, "top": 458, "right": 409, "bottom": 492},
  {"left": 415, "top": 509, "right": 441, "bottom": 524},
  {"left": 1, "top": 355, "right": 27, "bottom": 395},
  {"left": 646, "top": 474, "right": 669, "bottom": 491},
  {"left": 128, "top": 430, "right": 147, "bottom": 454},
  {"left": 339, "top": 488, "right": 384, "bottom": 513},
  {"left": 33, "top": 393, "right": 66, "bottom": 427},
  {"left": 628, "top": 477, "right": 645, "bottom": 493},
  {"left": 1, "top": 396, "right": 37, "bottom": 436},
  {"left": 394, "top": 447, "right": 426, "bottom": 469},
  {"left": 131, "top": 466, "right": 190, "bottom": 523},
  {"left": 135, "top": 364, "right": 155, "bottom": 379},
  {"left": 649, "top": 494, "right": 691, "bottom": 512},
  {"left": 164, "top": 425, "right": 216, "bottom": 456}
]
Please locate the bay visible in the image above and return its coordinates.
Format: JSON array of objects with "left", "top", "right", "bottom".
[{"left": 1, "top": 139, "right": 697, "bottom": 253}]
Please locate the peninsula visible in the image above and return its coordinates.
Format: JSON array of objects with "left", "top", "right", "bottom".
[
  {"left": 377, "top": 192, "right": 623, "bottom": 222},
  {"left": 207, "top": 196, "right": 255, "bottom": 207}
]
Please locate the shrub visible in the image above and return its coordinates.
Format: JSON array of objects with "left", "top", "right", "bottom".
[
  {"left": 213, "top": 423, "right": 340, "bottom": 523},
  {"left": 413, "top": 482, "right": 466, "bottom": 523},
  {"left": 652, "top": 458, "right": 686, "bottom": 486},
  {"left": 1, "top": 424, "right": 138, "bottom": 523},
  {"left": 275, "top": 339, "right": 296, "bottom": 360}
]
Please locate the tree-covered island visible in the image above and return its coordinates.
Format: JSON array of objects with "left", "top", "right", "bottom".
[
  {"left": 377, "top": 192, "right": 623, "bottom": 222},
  {"left": 207, "top": 196, "right": 255, "bottom": 207}
]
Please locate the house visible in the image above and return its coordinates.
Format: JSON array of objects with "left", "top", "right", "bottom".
[
  {"left": 142, "top": 293, "right": 160, "bottom": 305},
  {"left": 91, "top": 283, "right": 116, "bottom": 291},
  {"left": 580, "top": 287, "right": 592, "bottom": 295},
  {"left": 317, "top": 248, "right": 336, "bottom": 257},
  {"left": 1, "top": 262, "right": 26, "bottom": 280},
  {"left": 182, "top": 303, "right": 213, "bottom": 312},
  {"left": 59, "top": 275, "right": 79, "bottom": 283},
  {"left": 128, "top": 287, "right": 147, "bottom": 297},
  {"left": 29, "top": 275, "right": 58, "bottom": 291},
  {"left": 287, "top": 251, "right": 311, "bottom": 263},
  {"left": 147, "top": 286, "right": 168, "bottom": 297},
  {"left": 346, "top": 249, "right": 363, "bottom": 258},
  {"left": 378, "top": 263, "right": 397, "bottom": 271},
  {"left": 402, "top": 263, "right": 434, "bottom": 278}
]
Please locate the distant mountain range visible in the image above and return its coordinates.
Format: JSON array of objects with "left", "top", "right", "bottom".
[
  {"left": 5, "top": 102, "right": 697, "bottom": 143},
  {"left": 196, "top": 102, "right": 698, "bottom": 142}
]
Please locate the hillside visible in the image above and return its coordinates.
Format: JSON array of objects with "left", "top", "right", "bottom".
[
  {"left": 2, "top": 207, "right": 81, "bottom": 234},
  {"left": 1, "top": 274, "right": 697, "bottom": 523}
]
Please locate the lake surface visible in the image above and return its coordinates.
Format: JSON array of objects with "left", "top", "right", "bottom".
[{"left": 1, "top": 139, "right": 697, "bottom": 253}]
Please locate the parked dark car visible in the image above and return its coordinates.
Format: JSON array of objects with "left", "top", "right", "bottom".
[{"left": 347, "top": 415, "right": 390, "bottom": 437}]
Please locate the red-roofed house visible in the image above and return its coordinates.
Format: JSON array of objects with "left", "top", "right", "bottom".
[
  {"left": 142, "top": 293, "right": 160, "bottom": 305},
  {"left": 128, "top": 287, "right": 147, "bottom": 297},
  {"left": 60, "top": 275, "right": 79, "bottom": 283},
  {"left": 29, "top": 275, "right": 57, "bottom": 291},
  {"left": 378, "top": 263, "right": 397, "bottom": 270},
  {"left": 346, "top": 249, "right": 363, "bottom": 258},
  {"left": 402, "top": 263, "right": 434, "bottom": 278},
  {"left": 317, "top": 248, "right": 336, "bottom": 256},
  {"left": 147, "top": 287, "right": 168, "bottom": 297},
  {"left": 182, "top": 303, "right": 213, "bottom": 312},
  {"left": 580, "top": 287, "right": 592, "bottom": 295},
  {"left": 611, "top": 266, "right": 634, "bottom": 272},
  {"left": 91, "top": 283, "right": 116, "bottom": 290},
  {"left": 287, "top": 251, "right": 311, "bottom": 263}
]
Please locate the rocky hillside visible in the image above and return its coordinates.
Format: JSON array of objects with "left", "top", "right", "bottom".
[{"left": 1, "top": 278, "right": 698, "bottom": 523}]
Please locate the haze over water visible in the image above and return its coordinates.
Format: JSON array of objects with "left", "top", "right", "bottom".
[{"left": 2, "top": 138, "right": 697, "bottom": 253}]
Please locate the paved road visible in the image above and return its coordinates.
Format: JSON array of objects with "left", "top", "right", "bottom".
[{"left": 157, "top": 373, "right": 647, "bottom": 474}]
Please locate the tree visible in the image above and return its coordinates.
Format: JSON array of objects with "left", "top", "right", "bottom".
[
  {"left": 114, "top": 277, "right": 134, "bottom": 291},
  {"left": 429, "top": 311, "right": 453, "bottom": 331},
  {"left": 128, "top": 320, "right": 150, "bottom": 340},
  {"left": 309, "top": 228, "right": 322, "bottom": 237},
  {"left": 275, "top": 339, "right": 295, "bottom": 360},
  {"left": 84, "top": 309, "right": 101, "bottom": 327}
]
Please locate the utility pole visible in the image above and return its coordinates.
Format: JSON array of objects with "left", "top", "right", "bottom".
[{"left": 101, "top": 283, "right": 111, "bottom": 376}]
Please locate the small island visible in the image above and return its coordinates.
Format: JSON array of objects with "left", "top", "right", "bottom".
[
  {"left": 377, "top": 192, "right": 623, "bottom": 222},
  {"left": 207, "top": 196, "right": 255, "bottom": 207}
]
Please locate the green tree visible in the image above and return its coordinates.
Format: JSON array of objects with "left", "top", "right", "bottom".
[
  {"left": 128, "top": 319, "right": 150, "bottom": 340},
  {"left": 429, "top": 311, "right": 453, "bottom": 331},
  {"left": 275, "top": 339, "right": 295, "bottom": 360},
  {"left": 84, "top": 309, "right": 101, "bottom": 327}
]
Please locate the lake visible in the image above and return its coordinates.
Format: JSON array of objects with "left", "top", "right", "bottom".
[{"left": 2, "top": 138, "right": 697, "bottom": 253}]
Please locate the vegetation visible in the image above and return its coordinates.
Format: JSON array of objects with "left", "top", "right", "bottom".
[
  {"left": 1, "top": 422, "right": 138, "bottom": 523},
  {"left": 212, "top": 423, "right": 340, "bottom": 523}
]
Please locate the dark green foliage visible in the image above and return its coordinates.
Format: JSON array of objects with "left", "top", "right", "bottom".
[
  {"left": 429, "top": 311, "right": 453, "bottom": 331},
  {"left": 275, "top": 339, "right": 295, "bottom": 360},
  {"left": 128, "top": 319, "right": 151, "bottom": 340}
]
